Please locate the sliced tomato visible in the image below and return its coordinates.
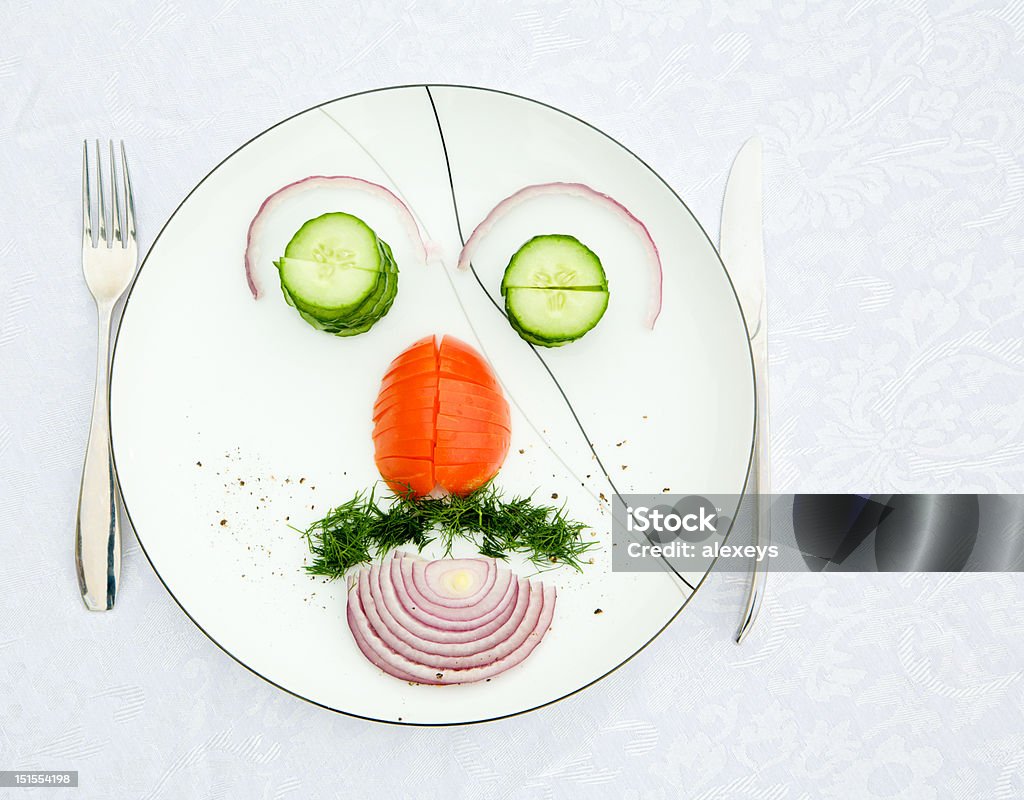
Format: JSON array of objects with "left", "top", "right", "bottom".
[
  {"left": 438, "top": 377, "right": 505, "bottom": 406},
  {"left": 400, "top": 334, "right": 437, "bottom": 359},
  {"left": 437, "top": 389, "right": 508, "bottom": 422},
  {"left": 434, "top": 445, "right": 510, "bottom": 466},
  {"left": 374, "top": 407, "right": 435, "bottom": 435},
  {"left": 373, "top": 385, "right": 437, "bottom": 420},
  {"left": 435, "top": 462, "right": 500, "bottom": 495},
  {"left": 439, "top": 344, "right": 494, "bottom": 371},
  {"left": 385, "top": 344, "right": 434, "bottom": 370},
  {"left": 440, "top": 335, "right": 488, "bottom": 363},
  {"left": 376, "top": 372, "right": 438, "bottom": 403},
  {"left": 376, "top": 373, "right": 438, "bottom": 405},
  {"left": 434, "top": 429, "right": 509, "bottom": 450},
  {"left": 372, "top": 336, "right": 512, "bottom": 497},
  {"left": 374, "top": 435, "right": 434, "bottom": 460},
  {"left": 439, "top": 344, "right": 498, "bottom": 376},
  {"left": 382, "top": 357, "right": 438, "bottom": 393},
  {"left": 380, "top": 336, "right": 436, "bottom": 381},
  {"left": 439, "top": 359, "right": 500, "bottom": 392},
  {"left": 374, "top": 456, "right": 435, "bottom": 497},
  {"left": 435, "top": 413, "right": 510, "bottom": 435},
  {"left": 436, "top": 402, "right": 511, "bottom": 429}
]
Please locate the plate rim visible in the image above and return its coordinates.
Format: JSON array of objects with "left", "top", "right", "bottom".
[{"left": 110, "top": 82, "right": 756, "bottom": 727}]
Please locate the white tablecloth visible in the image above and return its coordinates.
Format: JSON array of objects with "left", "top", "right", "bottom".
[{"left": 2, "top": 2, "right": 1022, "bottom": 797}]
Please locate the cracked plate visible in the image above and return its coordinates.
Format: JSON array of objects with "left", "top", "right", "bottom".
[{"left": 111, "top": 85, "right": 754, "bottom": 725}]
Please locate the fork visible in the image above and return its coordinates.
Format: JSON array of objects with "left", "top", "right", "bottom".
[{"left": 76, "top": 140, "right": 138, "bottom": 611}]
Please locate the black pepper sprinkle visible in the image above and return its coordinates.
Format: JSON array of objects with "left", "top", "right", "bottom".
[
  {"left": 299, "top": 478, "right": 306, "bottom": 484},
  {"left": 219, "top": 519, "right": 227, "bottom": 527},
  {"left": 518, "top": 449, "right": 525, "bottom": 455},
  {"left": 599, "top": 492, "right": 607, "bottom": 501},
  {"left": 435, "top": 673, "right": 443, "bottom": 679},
  {"left": 616, "top": 441, "right": 625, "bottom": 447},
  {"left": 196, "top": 461, "right": 202, "bottom": 467},
  {"left": 621, "top": 465, "right": 628, "bottom": 470},
  {"left": 551, "top": 493, "right": 558, "bottom": 500},
  {"left": 662, "top": 487, "right": 671, "bottom": 493},
  {"left": 594, "top": 608, "right": 603, "bottom": 615},
  {"left": 239, "top": 479, "right": 245, "bottom": 486}
]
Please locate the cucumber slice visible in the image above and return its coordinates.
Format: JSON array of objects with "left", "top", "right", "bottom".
[
  {"left": 284, "top": 212, "right": 384, "bottom": 271},
  {"left": 275, "top": 214, "right": 400, "bottom": 337},
  {"left": 504, "top": 287, "right": 609, "bottom": 346},
  {"left": 501, "top": 284, "right": 608, "bottom": 292},
  {"left": 500, "top": 235, "right": 608, "bottom": 294},
  {"left": 276, "top": 258, "right": 383, "bottom": 317},
  {"left": 295, "top": 255, "right": 398, "bottom": 335}
]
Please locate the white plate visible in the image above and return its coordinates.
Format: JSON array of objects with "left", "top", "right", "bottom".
[{"left": 111, "top": 85, "right": 754, "bottom": 725}]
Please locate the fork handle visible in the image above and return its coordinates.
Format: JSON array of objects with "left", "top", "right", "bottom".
[{"left": 75, "top": 306, "right": 120, "bottom": 611}]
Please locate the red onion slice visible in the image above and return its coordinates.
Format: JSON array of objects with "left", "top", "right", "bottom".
[
  {"left": 456, "top": 181, "right": 663, "bottom": 327},
  {"left": 371, "top": 562, "right": 521, "bottom": 641},
  {"left": 415, "top": 557, "right": 495, "bottom": 606},
  {"left": 348, "top": 574, "right": 556, "bottom": 685},
  {"left": 395, "top": 557, "right": 515, "bottom": 624},
  {"left": 345, "top": 557, "right": 557, "bottom": 684},
  {"left": 408, "top": 558, "right": 508, "bottom": 612},
  {"left": 347, "top": 580, "right": 433, "bottom": 684},
  {"left": 363, "top": 570, "right": 532, "bottom": 662},
  {"left": 244, "top": 175, "right": 430, "bottom": 299}
]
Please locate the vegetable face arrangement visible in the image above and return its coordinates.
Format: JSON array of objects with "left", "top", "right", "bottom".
[{"left": 243, "top": 177, "right": 660, "bottom": 685}]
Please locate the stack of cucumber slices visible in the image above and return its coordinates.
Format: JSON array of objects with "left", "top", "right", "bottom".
[
  {"left": 500, "top": 234, "right": 610, "bottom": 347},
  {"left": 274, "top": 212, "right": 398, "bottom": 336}
]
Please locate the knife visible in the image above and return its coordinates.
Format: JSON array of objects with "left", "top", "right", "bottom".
[{"left": 719, "top": 137, "right": 769, "bottom": 643}]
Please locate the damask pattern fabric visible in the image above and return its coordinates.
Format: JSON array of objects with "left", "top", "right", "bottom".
[{"left": 1, "top": 1, "right": 1021, "bottom": 797}]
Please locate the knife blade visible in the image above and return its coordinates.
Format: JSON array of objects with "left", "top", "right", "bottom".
[{"left": 720, "top": 137, "right": 769, "bottom": 643}]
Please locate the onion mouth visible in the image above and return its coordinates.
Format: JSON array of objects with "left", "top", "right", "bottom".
[{"left": 347, "top": 555, "right": 556, "bottom": 684}]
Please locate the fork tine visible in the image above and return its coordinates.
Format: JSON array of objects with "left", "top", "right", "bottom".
[
  {"left": 82, "top": 141, "right": 92, "bottom": 247},
  {"left": 95, "top": 139, "right": 107, "bottom": 246},
  {"left": 120, "top": 142, "right": 136, "bottom": 245},
  {"left": 109, "top": 140, "right": 122, "bottom": 246}
]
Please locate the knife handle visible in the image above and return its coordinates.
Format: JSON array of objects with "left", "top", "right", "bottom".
[{"left": 735, "top": 359, "right": 770, "bottom": 643}]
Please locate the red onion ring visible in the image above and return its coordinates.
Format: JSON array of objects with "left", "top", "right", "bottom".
[
  {"left": 395, "top": 557, "right": 515, "bottom": 624},
  {"left": 364, "top": 570, "right": 530, "bottom": 661},
  {"left": 371, "top": 562, "right": 519, "bottom": 638},
  {"left": 346, "top": 557, "right": 556, "bottom": 685},
  {"left": 419, "top": 557, "right": 496, "bottom": 607},
  {"left": 408, "top": 558, "right": 506, "bottom": 611}
]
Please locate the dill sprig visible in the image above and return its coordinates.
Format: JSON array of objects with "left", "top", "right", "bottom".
[{"left": 300, "top": 483, "right": 595, "bottom": 578}]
